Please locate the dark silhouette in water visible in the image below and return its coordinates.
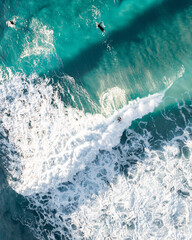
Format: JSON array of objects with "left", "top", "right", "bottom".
[
  {"left": 117, "top": 116, "right": 122, "bottom": 122},
  {"left": 10, "top": 20, "right": 15, "bottom": 25},
  {"left": 43, "top": 0, "right": 191, "bottom": 93},
  {"left": 96, "top": 22, "right": 105, "bottom": 32}
]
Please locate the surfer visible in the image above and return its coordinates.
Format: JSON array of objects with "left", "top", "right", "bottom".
[
  {"left": 10, "top": 20, "right": 16, "bottom": 26},
  {"left": 96, "top": 22, "right": 105, "bottom": 32},
  {"left": 117, "top": 117, "right": 122, "bottom": 122}
]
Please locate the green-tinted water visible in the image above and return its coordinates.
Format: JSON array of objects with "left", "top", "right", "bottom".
[
  {"left": 1, "top": 0, "right": 191, "bottom": 109},
  {"left": 0, "top": 0, "right": 192, "bottom": 239}
]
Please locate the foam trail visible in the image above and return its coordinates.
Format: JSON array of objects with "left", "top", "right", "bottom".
[{"left": 0, "top": 72, "right": 164, "bottom": 196}]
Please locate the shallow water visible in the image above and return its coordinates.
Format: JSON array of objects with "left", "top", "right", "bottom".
[{"left": 0, "top": 0, "right": 192, "bottom": 239}]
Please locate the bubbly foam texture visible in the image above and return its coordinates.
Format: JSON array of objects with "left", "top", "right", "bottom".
[
  {"left": 6, "top": 16, "right": 18, "bottom": 28},
  {"left": 0, "top": 72, "right": 163, "bottom": 196},
  {"left": 100, "top": 86, "right": 127, "bottom": 115},
  {"left": 20, "top": 19, "right": 55, "bottom": 59},
  {"left": 74, "top": 138, "right": 192, "bottom": 239},
  {"left": 27, "top": 123, "right": 192, "bottom": 240}
]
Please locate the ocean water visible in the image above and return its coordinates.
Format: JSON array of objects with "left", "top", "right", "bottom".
[{"left": 0, "top": 0, "right": 192, "bottom": 239}]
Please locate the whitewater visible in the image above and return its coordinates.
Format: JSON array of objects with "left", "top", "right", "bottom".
[
  {"left": 0, "top": 71, "right": 164, "bottom": 196},
  {"left": 0, "top": 0, "right": 192, "bottom": 240}
]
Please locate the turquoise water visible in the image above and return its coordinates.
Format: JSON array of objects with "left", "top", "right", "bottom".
[{"left": 0, "top": 0, "right": 192, "bottom": 239}]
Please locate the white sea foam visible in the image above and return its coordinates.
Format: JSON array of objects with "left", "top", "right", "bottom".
[
  {"left": 69, "top": 141, "right": 192, "bottom": 240},
  {"left": 20, "top": 18, "right": 55, "bottom": 59},
  {"left": 27, "top": 122, "right": 192, "bottom": 240},
  {"left": 2, "top": 71, "right": 192, "bottom": 240},
  {"left": 6, "top": 16, "right": 18, "bottom": 28},
  {"left": 0, "top": 72, "right": 164, "bottom": 196},
  {"left": 100, "top": 86, "right": 126, "bottom": 115}
]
